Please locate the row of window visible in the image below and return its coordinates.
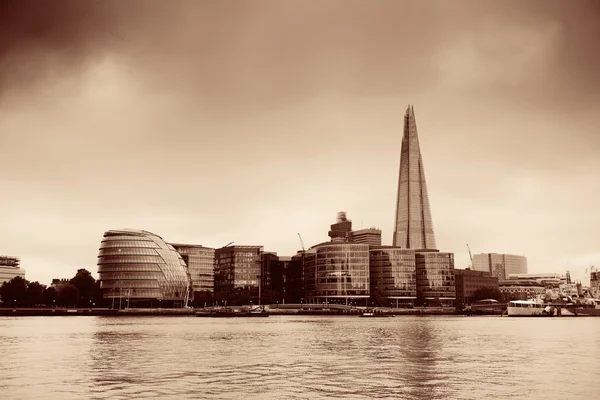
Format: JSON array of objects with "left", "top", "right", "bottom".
[{"left": 100, "top": 241, "right": 160, "bottom": 249}]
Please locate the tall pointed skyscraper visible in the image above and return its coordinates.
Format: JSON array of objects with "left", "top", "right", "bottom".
[{"left": 393, "top": 105, "right": 437, "bottom": 250}]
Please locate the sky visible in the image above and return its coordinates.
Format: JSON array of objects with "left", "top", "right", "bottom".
[{"left": 1, "top": 0, "right": 599, "bottom": 285}]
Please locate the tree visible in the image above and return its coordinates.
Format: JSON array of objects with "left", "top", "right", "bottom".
[
  {"left": 91, "top": 280, "right": 104, "bottom": 307},
  {"left": 0, "top": 276, "right": 29, "bottom": 306},
  {"left": 472, "top": 287, "right": 503, "bottom": 302},
  {"left": 58, "top": 284, "right": 79, "bottom": 307},
  {"left": 26, "top": 281, "right": 46, "bottom": 306},
  {"left": 70, "top": 269, "right": 96, "bottom": 305},
  {"left": 191, "top": 290, "right": 213, "bottom": 307},
  {"left": 42, "top": 287, "right": 58, "bottom": 306}
]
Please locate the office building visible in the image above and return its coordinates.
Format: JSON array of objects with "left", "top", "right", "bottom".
[
  {"left": 213, "top": 245, "right": 263, "bottom": 304},
  {"left": 454, "top": 269, "right": 499, "bottom": 308},
  {"left": 170, "top": 243, "right": 215, "bottom": 299},
  {"left": 97, "top": 229, "right": 191, "bottom": 308},
  {"left": 304, "top": 242, "right": 370, "bottom": 305},
  {"left": 260, "top": 254, "right": 303, "bottom": 304},
  {"left": 393, "top": 105, "right": 436, "bottom": 250},
  {"left": 350, "top": 228, "right": 382, "bottom": 246},
  {"left": 369, "top": 247, "right": 416, "bottom": 307},
  {"left": 472, "top": 253, "right": 528, "bottom": 280},
  {"left": 0, "top": 256, "right": 25, "bottom": 284},
  {"left": 415, "top": 250, "right": 456, "bottom": 307}
]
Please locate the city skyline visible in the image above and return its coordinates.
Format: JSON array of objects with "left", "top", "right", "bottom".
[{"left": 1, "top": 1, "right": 599, "bottom": 285}]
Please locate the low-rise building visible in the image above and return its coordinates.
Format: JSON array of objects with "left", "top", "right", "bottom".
[
  {"left": 498, "top": 279, "right": 545, "bottom": 301},
  {"left": 454, "top": 268, "right": 499, "bottom": 308}
]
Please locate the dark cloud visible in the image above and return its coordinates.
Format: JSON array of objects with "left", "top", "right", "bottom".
[
  {"left": 1, "top": 1, "right": 599, "bottom": 284},
  {"left": 2, "top": 1, "right": 599, "bottom": 109}
]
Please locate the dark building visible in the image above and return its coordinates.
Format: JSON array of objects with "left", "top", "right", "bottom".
[
  {"left": 369, "top": 247, "right": 416, "bottom": 307},
  {"left": 415, "top": 250, "right": 456, "bottom": 307},
  {"left": 454, "top": 268, "right": 499, "bottom": 308},
  {"left": 213, "top": 245, "right": 263, "bottom": 305},
  {"left": 261, "top": 251, "right": 278, "bottom": 300},
  {"left": 262, "top": 254, "right": 304, "bottom": 304},
  {"left": 328, "top": 212, "right": 353, "bottom": 242}
]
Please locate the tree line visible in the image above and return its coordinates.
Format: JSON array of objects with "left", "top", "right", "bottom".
[{"left": 0, "top": 269, "right": 104, "bottom": 308}]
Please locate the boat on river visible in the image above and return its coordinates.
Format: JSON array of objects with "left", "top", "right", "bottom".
[
  {"left": 507, "top": 295, "right": 600, "bottom": 317},
  {"left": 196, "top": 306, "right": 269, "bottom": 318},
  {"left": 561, "top": 298, "right": 600, "bottom": 316},
  {"left": 506, "top": 299, "right": 555, "bottom": 317},
  {"left": 359, "top": 309, "right": 393, "bottom": 318}
]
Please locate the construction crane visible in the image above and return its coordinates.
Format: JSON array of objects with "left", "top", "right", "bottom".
[
  {"left": 466, "top": 244, "right": 473, "bottom": 267},
  {"left": 297, "top": 233, "right": 306, "bottom": 252}
]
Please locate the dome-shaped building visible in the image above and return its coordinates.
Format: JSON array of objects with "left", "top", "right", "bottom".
[{"left": 97, "top": 229, "right": 191, "bottom": 308}]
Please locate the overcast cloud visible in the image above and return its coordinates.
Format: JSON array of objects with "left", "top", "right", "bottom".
[{"left": 1, "top": 0, "right": 599, "bottom": 285}]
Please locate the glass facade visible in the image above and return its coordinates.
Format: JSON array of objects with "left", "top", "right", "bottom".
[
  {"left": 214, "top": 246, "right": 263, "bottom": 302},
  {"left": 97, "top": 229, "right": 190, "bottom": 307},
  {"left": 393, "top": 105, "right": 437, "bottom": 250},
  {"left": 304, "top": 243, "right": 370, "bottom": 305},
  {"left": 170, "top": 244, "right": 215, "bottom": 297},
  {"left": 472, "top": 253, "right": 528, "bottom": 280},
  {"left": 369, "top": 247, "right": 417, "bottom": 306},
  {"left": 415, "top": 251, "right": 456, "bottom": 306}
]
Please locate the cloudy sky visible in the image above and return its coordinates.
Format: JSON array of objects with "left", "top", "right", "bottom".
[{"left": 1, "top": 0, "right": 599, "bottom": 285}]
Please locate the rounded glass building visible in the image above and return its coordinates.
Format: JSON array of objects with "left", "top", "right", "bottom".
[
  {"left": 304, "top": 242, "right": 370, "bottom": 306},
  {"left": 97, "top": 229, "right": 191, "bottom": 308}
]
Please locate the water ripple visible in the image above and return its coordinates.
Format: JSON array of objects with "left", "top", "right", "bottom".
[{"left": 0, "top": 316, "right": 599, "bottom": 399}]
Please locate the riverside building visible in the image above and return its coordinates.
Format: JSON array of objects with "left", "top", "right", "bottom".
[
  {"left": 390, "top": 105, "right": 456, "bottom": 307},
  {"left": 97, "top": 229, "right": 191, "bottom": 308},
  {"left": 369, "top": 247, "right": 416, "bottom": 307},
  {"left": 0, "top": 256, "right": 25, "bottom": 284},
  {"left": 304, "top": 242, "right": 370, "bottom": 306},
  {"left": 170, "top": 243, "right": 215, "bottom": 300},
  {"left": 213, "top": 245, "right": 263, "bottom": 304},
  {"left": 454, "top": 268, "right": 499, "bottom": 308}
]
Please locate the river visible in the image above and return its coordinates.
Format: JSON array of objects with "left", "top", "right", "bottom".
[{"left": 0, "top": 316, "right": 598, "bottom": 399}]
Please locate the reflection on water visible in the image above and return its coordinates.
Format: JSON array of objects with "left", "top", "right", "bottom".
[{"left": 0, "top": 316, "right": 599, "bottom": 399}]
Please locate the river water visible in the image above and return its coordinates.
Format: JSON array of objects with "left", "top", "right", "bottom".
[{"left": 0, "top": 316, "right": 598, "bottom": 399}]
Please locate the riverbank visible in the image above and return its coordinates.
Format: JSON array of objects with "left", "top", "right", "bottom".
[{"left": 0, "top": 306, "right": 460, "bottom": 317}]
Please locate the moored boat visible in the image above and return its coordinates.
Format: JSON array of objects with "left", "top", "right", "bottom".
[
  {"left": 196, "top": 306, "right": 269, "bottom": 318},
  {"left": 506, "top": 299, "right": 555, "bottom": 317},
  {"left": 561, "top": 298, "right": 600, "bottom": 317},
  {"left": 359, "top": 309, "right": 393, "bottom": 318}
]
